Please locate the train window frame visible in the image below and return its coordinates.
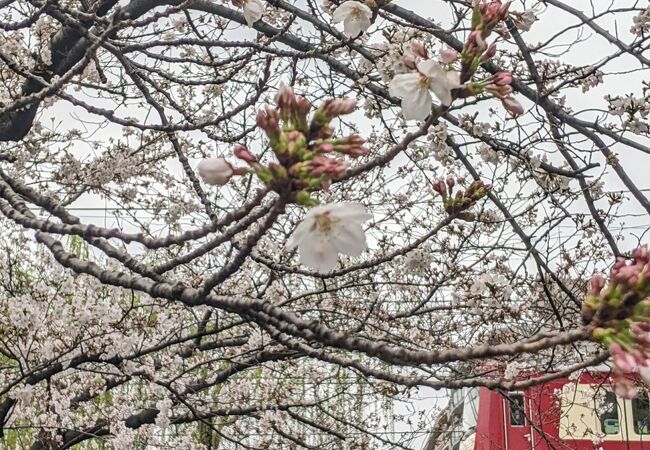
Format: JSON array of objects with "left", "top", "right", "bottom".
[
  {"left": 632, "top": 392, "right": 650, "bottom": 435},
  {"left": 598, "top": 391, "right": 620, "bottom": 435},
  {"left": 507, "top": 392, "right": 526, "bottom": 427}
]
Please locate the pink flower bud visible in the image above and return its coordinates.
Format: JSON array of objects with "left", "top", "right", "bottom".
[
  {"left": 432, "top": 180, "right": 447, "bottom": 197},
  {"left": 588, "top": 274, "right": 606, "bottom": 296},
  {"left": 296, "top": 95, "right": 311, "bottom": 117},
  {"left": 276, "top": 83, "right": 296, "bottom": 112},
  {"left": 611, "top": 343, "right": 637, "bottom": 373},
  {"left": 256, "top": 106, "right": 280, "bottom": 129},
  {"left": 410, "top": 41, "right": 428, "bottom": 59},
  {"left": 466, "top": 30, "right": 487, "bottom": 54},
  {"left": 633, "top": 245, "right": 650, "bottom": 264},
  {"left": 403, "top": 52, "right": 418, "bottom": 70},
  {"left": 233, "top": 144, "right": 257, "bottom": 163},
  {"left": 502, "top": 96, "right": 524, "bottom": 115},
  {"left": 323, "top": 97, "right": 358, "bottom": 118},
  {"left": 439, "top": 47, "right": 459, "bottom": 64},
  {"left": 492, "top": 71, "right": 513, "bottom": 86},
  {"left": 484, "top": 43, "right": 497, "bottom": 60},
  {"left": 612, "top": 372, "right": 639, "bottom": 399},
  {"left": 309, "top": 156, "right": 348, "bottom": 178},
  {"left": 197, "top": 157, "right": 234, "bottom": 186}
]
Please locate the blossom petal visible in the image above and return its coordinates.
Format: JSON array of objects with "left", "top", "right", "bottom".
[
  {"left": 400, "top": 90, "right": 432, "bottom": 120},
  {"left": 298, "top": 234, "right": 339, "bottom": 273},
  {"left": 329, "top": 202, "right": 372, "bottom": 223},
  {"left": 332, "top": 2, "right": 354, "bottom": 23},
  {"left": 389, "top": 73, "right": 421, "bottom": 98},
  {"left": 331, "top": 222, "right": 367, "bottom": 257},
  {"left": 416, "top": 59, "right": 444, "bottom": 78},
  {"left": 286, "top": 217, "right": 315, "bottom": 250},
  {"left": 243, "top": 0, "right": 264, "bottom": 27}
]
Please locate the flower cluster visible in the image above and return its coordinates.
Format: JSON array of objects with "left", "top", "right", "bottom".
[
  {"left": 631, "top": 7, "right": 650, "bottom": 37},
  {"left": 387, "top": 2, "right": 523, "bottom": 120},
  {"left": 584, "top": 245, "right": 650, "bottom": 397},
  {"left": 458, "top": 1, "right": 524, "bottom": 115},
  {"left": 432, "top": 177, "right": 492, "bottom": 221},
  {"left": 605, "top": 93, "right": 650, "bottom": 135},
  {"left": 388, "top": 42, "right": 460, "bottom": 120},
  {"left": 237, "top": 84, "right": 368, "bottom": 206},
  {"left": 197, "top": 85, "right": 369, "bottom": 207}
]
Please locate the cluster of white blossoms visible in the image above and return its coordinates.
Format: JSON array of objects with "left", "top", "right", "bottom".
[
  {"left": 631, "top": 7, "right": 650, "bottom": 36},
  {"left": 606, "top": 93, "right": 650, "bottom": 135}
]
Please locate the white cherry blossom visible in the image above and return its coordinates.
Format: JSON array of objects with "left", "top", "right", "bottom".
[
  {"left": 197, "top": 157, "right": 233, "bottom": 186},
  {"left": 287, "top": 202, "right": 372, "bottom": 273},
  {"left": 233, "top": 0, "right": 265, "bottom": 27},
  {"left": 389, "top": 59, "right": 460, "bottom": 120},
  {"left": 332, "top": 1, "right": 373, "bottom": 37}
]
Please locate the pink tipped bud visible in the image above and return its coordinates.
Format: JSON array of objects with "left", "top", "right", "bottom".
[
  {"left": 633, "top": 245, "right": 650, "bottom": 264},
  {"left": 588, "top": 274, "right": 606, "bottom": 296},
  {"left": 296, "top": 96, "right": 311, "bottom": 117},
  {"left": 276, "top": 83, "right": 296, "bottom": 111},
  {"left": 492, "top": 71, "right": 513, "bottom": 86},
  {"left": 611, "top": 344, "right": 638, "bottom": 373},
  {"left": 256, "top": 106, "right": 281, "bottom": 135},
  {"left": 612, "top": 372, "right": 639, "bottom": 399},
  {"left": 323, "top": 97, "right": 358, "bottom": 118},
  {"left": 446, "top": 177, "right": 455, "bottom": 189},
  {"left": 484, "top": 43, "right": 498, "bottom": 60},
  {"left": 403, "top": 52, "right": 418, "bottom": 70},
  {"left": 502, "top": 96, "right": 524, "bottom": 115},
  {"left": 309, "top": 156, "right": 348, "bottom": 178},
  {"left": 439, "top": 48, "right": 459, "bottom": 64},
  {"left": 498, "top": 2, "right": 511, "bottom": 19},
  {"left": 432, "top": 179, "right": 447, "bottom": 197},
  {"left": 197, "top": 157, "right": 234, "bottom": 186},
  {"left": 233, "top": 144, "right": 257, "bottom": 164},
  {"left": 466, "top": 30, "right": 487, "bottom": 54},
  {"left": 410, "top": 41, "right": 428, "bottom": 59}
]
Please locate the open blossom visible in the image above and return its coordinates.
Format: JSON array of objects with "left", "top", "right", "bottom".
[
  {"left": 389, "top": 59, "right": 460, "bottom": 120},
  {"left": 231, "top": 0, "right": 265, "bottom": 27},
  {"left": 287, "top": 203, "right": 372, "bottom": 273},
  {"left": 197, "top": 157, "right": 233, "bottom": 186},
  {"left": 332, "top": 1, "right": 373, "bottom": 37},
  {"left": 513, "top": 9, "right": 538, "bottom": 31}
]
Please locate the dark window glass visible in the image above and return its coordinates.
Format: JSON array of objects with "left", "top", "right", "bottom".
[
  {"left": 508, "top": 393, "right": 525, "bottom": 426},
  {"left": 633, "top": 394, "right": 650, "bottom": 435},
  {"left": 599, "top": 392, "right": 619, "bottom": 435}
]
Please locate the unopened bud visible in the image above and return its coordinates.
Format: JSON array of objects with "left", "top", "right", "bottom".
[
  {"left": 502, "top": 96, "right": 524, "bottom": 116},
  {"left": 197, "top": 157, "right": 234, "bottom": 186},
  {"left": 296, "top": 95, "right": 311, "bottom": 118},
  {"left": 439, "top": 47, "right": 459, "bottom": 64},
  {"left": 323, "top": 97, "right": 358, "bottom": 118},
  {"left": 403, "top": 52, "right": 418, "bottom": 70},
  {"left": 410, "top": 41, "right": 428, "bottom": 59},
  {"left": 484, "top": 43, "right": 497, "bottom": 60},
  {"left": 233, "top": 144, "right": 257, "bottom": 164}
]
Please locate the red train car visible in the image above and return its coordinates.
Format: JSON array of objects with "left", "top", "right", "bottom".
[{"left": 430, "top": 371, "right": 650, "bottom": 449}]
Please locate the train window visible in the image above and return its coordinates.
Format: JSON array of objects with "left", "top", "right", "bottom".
[
  {"left": 632, "top": 394, "right": 650, "bottom": 435},
  {"left": 598, "top": 391, "right": 619, "bottom": 435},
  {"left": 508, "top": 393, "right": 526, "bottom": 426}
]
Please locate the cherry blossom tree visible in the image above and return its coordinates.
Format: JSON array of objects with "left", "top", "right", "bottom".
[{"left": 0, "top": 0, "right": 648, "bottom": 448}]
